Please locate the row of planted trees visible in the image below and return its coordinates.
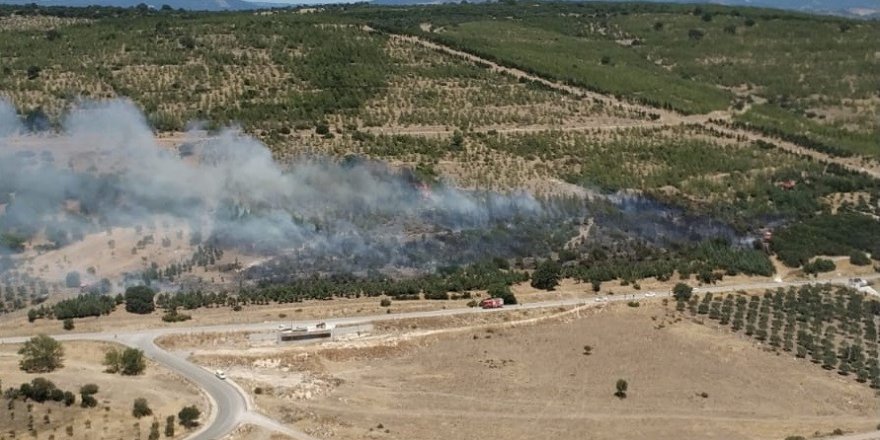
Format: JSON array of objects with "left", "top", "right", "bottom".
[{"left": 677, "top": 284, "right": 880, "bottom": 388}]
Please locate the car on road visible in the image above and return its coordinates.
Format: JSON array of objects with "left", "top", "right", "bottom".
[
  {"left": 644, "top": 292, "right": 656, "bottom": 297},
  {"left": 215, "top": 370, "right": 226, "bottom": 380}
]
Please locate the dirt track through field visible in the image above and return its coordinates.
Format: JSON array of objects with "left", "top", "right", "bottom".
[{"left": 384, "top": 32, "right": 880, "bottom": 180}]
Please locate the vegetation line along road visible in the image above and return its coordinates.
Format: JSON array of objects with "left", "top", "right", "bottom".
[
  {"left": 3, "top": 275, "right": 879, "bottom": 440},
  {"left": 386, "top": 31, "right": 880, "bottom": 180}
]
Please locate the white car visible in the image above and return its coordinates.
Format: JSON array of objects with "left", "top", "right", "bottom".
[
  {"left": 644, "top": 292, "right": 656, "bottom": 297},
  {"left": 215, "top": 370, "right": 226, "bottom": 380}
]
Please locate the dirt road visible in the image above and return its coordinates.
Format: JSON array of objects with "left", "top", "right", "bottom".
[
  {"left": 387, "top": 32, "right": 880, "bottom": 180},
  {"left": 1, "top": 274, "right": 878, "bottom": 440}
]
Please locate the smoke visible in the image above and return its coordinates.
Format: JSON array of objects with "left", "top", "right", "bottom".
[
  {"left": 0, "top": 98, "right": 748, "bottom": 282},
  {"left": 0, "top": 100, "right": 22, "bottom": 137},
  {"left": 0, "top": 99, "right": 549, "bottom": 275}
]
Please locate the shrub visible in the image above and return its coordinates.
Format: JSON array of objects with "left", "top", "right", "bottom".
[
  {"left": 103, "top": 348, "right": 146, "bottom": 375},
  {"left": 18, "top": 335, "right": 64, "bottom": 373},
  {"left": 850, "top": 251, "right": 871, "bottom": 266},
  {"left": 315, "top": 122, "right": 330, "bottom": 135},
  {"left": 165, "top": 416, "right": 175, "bottom": 437},
  {"left": 803, "top": 258, "right": 836, "bottom": 275},
  {"left": 125, "top": 286, "right": 156, "bottom": 314},
  {"left": 132, "top": 398, "right": 152, "bottom": 418},
  {"left": 162, "top": 309, "right": 192, "bottom": 322},
  {"left": 530, "top": 260, "right": 560, "bottom": 291},
  {"left": 614, "top": 379, "right": 628, "bottom": 399},
  {"left": 19, "top": 378, "right": 63, "bottom": 402},
  {"left": 673, "top": 283, "right": 693, "bottom": 301},
  {"left": 62, "top": 319, "right": 74, "bottom": 331},
  {"left": 80, "top": 384, "right": 99, "bottom": 395},
  {"left": 379, "top": 298, "right": 391, "bottom": 307},
  {"left": 178, "top": 405, "right": 200, "bottom": 428}
]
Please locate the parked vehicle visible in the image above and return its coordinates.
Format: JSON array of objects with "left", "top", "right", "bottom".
[{"left": 480, "top": 298, "right": 504, "bottom": 309}]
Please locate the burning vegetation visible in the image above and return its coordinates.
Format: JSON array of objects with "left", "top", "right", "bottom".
[{"left": 0, "top": 98, "right": 878, "bottom": 319}]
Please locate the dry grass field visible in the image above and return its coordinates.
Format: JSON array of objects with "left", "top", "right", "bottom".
[
  {"left": 177, "top": 302, "right": 880, "bottom": 440},
  {"left": 0, "top": 341, "right": 206, "bottom": 440}
]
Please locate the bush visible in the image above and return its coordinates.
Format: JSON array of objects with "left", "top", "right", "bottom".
[
  {"left": 26, "top": 65, "right": 41, "bottom": 80},
  {"left": 165, "top": 416, "right": 175, "bottom": 437},
  {"left": 54, "top": 293, "right": 116, "bottom": 319},
  {"left": 125, "top": 286, "right": 156, "bottom": 314},
  {"left": 132, "top": 398, "right": 152, "bottom": 418},
  {"left": 80, "top": 394, "right": 97, "bottom": 408},
  {"left": 850, "top": 251, "right": 871, "bottom": 266},
  {"left": 149, "top": 420, "right": 161, "bottom": 440},
  {"left": 802, "top": 258, "right": 836, "bottom": 275},
  {"left": 487, "top": 284, "right": 518, "bottom": 305},
  {"left": 178, "top": 405, "right": 201, "bottom": 428},
  {"left": 162, "top": 309, "right": 192, "bottom": 322},
  {"left": 19, "top": 378, "right": 64, "bottom": 403},
  {"left": 673, "top": 283, "right": 693, "bottom": 301},
  {"left": 18, "top": 335, "right": 64, "bottom": 373},
  {"left": 614, "top": 379, "right": 628, "bottom": 399},
  {"left": 379, "top": 298, "right": 392, "bottom": 307},
  {"left": 62, "top": 319, "right": 74, "bottom": 331},
  {"left": 530, "top": 260, "right": 561, "bottom": 291},
  {"left": 103, "top": 348, "right": 146, "bottom": 375},
  {"left": 80, "top": 384, "right": 99, "bottom": 395},
  {"left": 80, "top": 384, "right": 98, "bottom": 408}
]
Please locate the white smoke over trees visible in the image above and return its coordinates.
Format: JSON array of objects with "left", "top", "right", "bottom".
[
  {"left": 0, "top": 99, "right": 556, "bottom": 275},
  {"left": 0, "top": 99, "right": 747, "bottom": 281}
]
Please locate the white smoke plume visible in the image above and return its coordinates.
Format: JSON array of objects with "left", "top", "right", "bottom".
[{"left": 0, "top": 99, "right": 550, "bottom": 275}]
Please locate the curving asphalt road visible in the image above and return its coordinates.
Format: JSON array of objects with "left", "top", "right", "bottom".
[{"left": 1, "top": 274, "right": 878, "bottom": 440}]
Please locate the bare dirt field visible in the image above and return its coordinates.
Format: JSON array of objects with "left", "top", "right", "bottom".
[
  {"left": 0, "top": 340, "right": 206, "bottom": 440},
  {"left": 197, "top": 302, "right": 878, "bottom": 440}
]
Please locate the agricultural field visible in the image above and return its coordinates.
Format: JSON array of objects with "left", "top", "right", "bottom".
[
  {"left": 356, "top": 2, "right": 880, "bottom": 157},
  {"left": 0, "top": 2, "right": 879, "bottom": 318},
  {"left": 177, "top": 299, "right": 880, "bottom": 440},
  {"left": 0, "top": 4, "right": 879, "bottom": 439}
]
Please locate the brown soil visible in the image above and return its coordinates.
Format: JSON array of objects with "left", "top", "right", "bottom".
[
  {"left": 267, "top": 302, "right": 880, "bottom": 440},
  {"left": 0, "top": 340, "right": 206, "bottom": 440}
]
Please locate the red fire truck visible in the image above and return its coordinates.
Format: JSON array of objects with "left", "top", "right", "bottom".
[{"left": 480, "top": 298, "right": 504, "bottom": 309}]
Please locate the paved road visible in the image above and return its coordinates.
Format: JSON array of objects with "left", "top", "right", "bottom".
[{"left": 1, "top": 274, "right": 878, "bottom": 440}]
